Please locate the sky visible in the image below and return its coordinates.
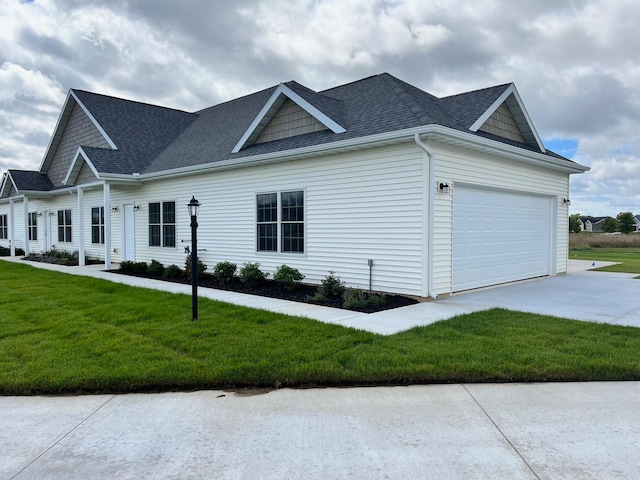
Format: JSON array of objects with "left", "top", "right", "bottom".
[{"left": 1, "top": 0, "right": 638, "bottom": 216}]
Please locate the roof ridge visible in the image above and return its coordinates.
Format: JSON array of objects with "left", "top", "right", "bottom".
[{"left": 441, "top": 82, "right": 512, "bottom": 100}]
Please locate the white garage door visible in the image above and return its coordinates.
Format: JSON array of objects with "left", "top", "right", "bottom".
[{"left": 452, "top": 186, "right": 552, "bottom": 292}]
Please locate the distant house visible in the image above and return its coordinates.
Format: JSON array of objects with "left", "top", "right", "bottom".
[
  {"left": 0, "top": 73, "right": 589, "bottom": 297},
  {"left": 580, "top": 216, "right": 606, "bottom": 232},
  {"left": 634, "top": 215, "right": 640, "bottom": 232}
]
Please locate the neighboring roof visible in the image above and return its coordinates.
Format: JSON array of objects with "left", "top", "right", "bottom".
[
  {"left": 7, "top": 72, "right": 588, "bottom": 194},
  {"left": 581, "top": 216, "right": 606, "bottom": 224}
]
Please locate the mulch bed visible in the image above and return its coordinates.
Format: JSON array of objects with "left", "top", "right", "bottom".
[{"left": 114, "top": 271, "right": 419, "bottom": 314}]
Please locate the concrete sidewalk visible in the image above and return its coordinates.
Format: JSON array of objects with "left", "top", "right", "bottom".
[{"left": 2, "top": 382, "right": 639, "bottom": 479}]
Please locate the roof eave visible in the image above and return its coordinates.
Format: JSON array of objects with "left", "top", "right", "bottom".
[{"left": 140, "top": 125, "right": 588, "bottom": 181}]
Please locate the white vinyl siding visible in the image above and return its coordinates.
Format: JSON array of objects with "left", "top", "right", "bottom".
[{"left": 128, "top": 143, "right": 425, "bottom": 295}]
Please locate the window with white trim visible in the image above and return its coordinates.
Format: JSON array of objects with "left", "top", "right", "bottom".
[
  {"left": 0, "top": 214, "right": 7, "bottom": 240},
  {"left": 57, "top": 209, "right": 72, "bottom": 243},
  {"left": 91, "top": 207, "right": 104, "bottom": 244},
  {"left": 149, "top": 201, "right": 176, "bottom": 247},
  {"left": 28, "top": 212, "right": 37, "bottom": 241},
  {"left": 256, "top": 190, "right": 304, "bottom": 253}
]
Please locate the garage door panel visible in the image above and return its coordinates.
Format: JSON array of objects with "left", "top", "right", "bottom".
[{"left": 453, "top": 187, "right": 551, "bottom": 292}]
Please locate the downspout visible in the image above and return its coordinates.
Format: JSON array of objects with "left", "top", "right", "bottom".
[{"left": 414, "top": 133, "right": 438, "bottom": 299}]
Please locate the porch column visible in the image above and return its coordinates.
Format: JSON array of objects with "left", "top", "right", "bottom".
[
  {"left": 77, "top": 187, "right": 85, "bottom": 266},
  {"left": 23, "top": 196, "right": 29, "bottom": 257},
  {"left": 103, "top": 182, "right": 111, "bottom": 269},
  {"left": 9, "top": 198, "right": 14, "bottom": 256}
]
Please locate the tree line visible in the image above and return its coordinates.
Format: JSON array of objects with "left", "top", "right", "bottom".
[{"left": 570, "top": 212, "right": 637, "bottom": 234}]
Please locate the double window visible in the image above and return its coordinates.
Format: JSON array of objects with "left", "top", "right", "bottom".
[
  {"left": 57, "top": 209, "right": 72, "bottom": 243},
  {"left": 0, "top": 214, "right": 7, "bottom": 240},
  {"left": 28, "top": 212, "right": 37, "bottom": 241},
  {"left": 91, "top": 207, "right": 104, "bottom": 244},
  {"left": 257, "top": 190, "right": 304, "bottom": 253},
  {"left": 149, "top": 201, "right": 176, "bottom": 247}
]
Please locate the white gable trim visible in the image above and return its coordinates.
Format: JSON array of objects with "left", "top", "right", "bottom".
[
  {"left": 469, "top": 84, "right": 546, "bottom": 153},
  {"left": 231, "top": 83, "right": 346, "bottom": 153},
  {"left": 69, "top": 91, "right": 117, "bottom": 149},
  {"left": 63, "top": 147, "right": 101, "bottom": 185}
]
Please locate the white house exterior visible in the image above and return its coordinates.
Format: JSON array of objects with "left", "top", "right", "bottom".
[{"left": 0, "top": 73, "right": 589, "bottom": 298}]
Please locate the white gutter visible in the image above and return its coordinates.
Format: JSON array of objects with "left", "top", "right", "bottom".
[{"left": 414, "top": 133, "right": 438, "bottom": 300}]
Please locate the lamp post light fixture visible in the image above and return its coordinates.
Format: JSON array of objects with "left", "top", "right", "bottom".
[{"left": 187, "top": 196, "right": 201, "bottom": 320}]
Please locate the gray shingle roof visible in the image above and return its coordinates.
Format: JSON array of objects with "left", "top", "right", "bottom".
[
  {"left": 72, "top": 90, "right": 198, "bottom": 174},
  {"left": 8, "top": 169, "right": 55, "bottom": 191},
  {"left": 11, "top": 73, "right": 581, "bottom": 193}
]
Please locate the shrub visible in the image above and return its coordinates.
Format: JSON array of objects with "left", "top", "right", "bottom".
[
  {"left": 0, "top": 246, "right": 9, "bottom": 256},
  {"left": 316, "top": 271, "right": 345, "bottom": 298},
  {"left": 184, "top": 255, "right": 207, "bottom": 280},
  {"left": 130, "top": 261, "right": 149, "bottom": 275},
  {"left": 367, "top": 293, "right": 387, "bottom": 306},
  {"left": 239, "top": 262, "right": 268, "bottom": 287},
  {"left": 213, "top": 261, "right": 237, "bottom": 285},
  {"left": 15, "top": 248, "right": 25, "bottom": 256},
  {"left": 343, "top": 289, "right": 368, "bottom": 310},
  {"left": 148, "top": 259, "right": 165, "bottom": 277},
  {"left": 163, "top": 264, "right": 183, "bottom": 279},
  {"left": 273, "top": 265, "right": 305, "bottom": 291}
]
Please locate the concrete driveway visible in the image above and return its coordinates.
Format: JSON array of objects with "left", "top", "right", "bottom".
[{"left": 3, "top": 382, "right": 640, "bottom": 480}]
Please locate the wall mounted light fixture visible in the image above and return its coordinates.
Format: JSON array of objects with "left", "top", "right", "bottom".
[
  {"left": 133, "top": 204, "right": 141, "bottom": 211},
  {"left": 111, "top": 206, "right": 119, "bottom": 213},
  {"left": 438, "top": 182, "right": 450, "bottom": 194},
  {"left": 562, "top": 198, "right": 571, "bottom": 206}
]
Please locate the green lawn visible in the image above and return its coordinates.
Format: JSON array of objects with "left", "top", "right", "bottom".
[
  {"left": 570, "top": 248, "right": 640, "bottom": 274},
  {"left": 1, "top": 260, "right": 640, "bottom": 395}
]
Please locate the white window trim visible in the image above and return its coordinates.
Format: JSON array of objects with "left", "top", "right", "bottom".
[
  {"left": 148, "top": 200, "right": 177, "bottom": 248},
  {"left": 255, "top": 189, "right": 306, "bottom": 256}
]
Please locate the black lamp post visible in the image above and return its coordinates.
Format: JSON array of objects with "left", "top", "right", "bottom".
[{"left": 187, "top": 196, "right": 201, "bottom": 320}]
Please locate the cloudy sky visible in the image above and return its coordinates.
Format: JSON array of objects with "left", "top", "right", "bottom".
[{"left": 1, "top": 0, "right": 638, "bottom": 216}]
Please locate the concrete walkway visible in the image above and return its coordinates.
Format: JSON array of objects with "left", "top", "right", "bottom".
[
  {"left": 2, "top": 257, "right": 638, "bottom": 334},
  {"left": 2, "top": 382, "right": 639, "bottom": 479}
]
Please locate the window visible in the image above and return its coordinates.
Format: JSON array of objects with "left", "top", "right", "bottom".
[
  {"left": 57, "top": 209, "right": 72, "bottom": 243},
  {"left": 0, "top": 214, "right": 7, "bottom": 240},
  {"left": 149, "top": 201, "right": 175, "bottom": 247},
  {"left": 91, "top": 207, "right": 104, "bottom": 244},
  {"left": 28, "top": 212, "right": 37, "bottom": 241},
  {"left": 256, "top": 190, "right": 304, "bottom": 253}
]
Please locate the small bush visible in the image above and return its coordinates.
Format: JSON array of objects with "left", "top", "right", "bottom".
[
  {"left": 0, "top": 246, "right": 10, "bottom": 256},
  {"left": 367, "top": 293, "right": 387, "bottom": 306},
  {"left": 163, "top": 264, "right": 183, "bottom": 279},
  {"left": 273, "top": 265, "right": 305, "bottom": 291},
  {"left": 343, "top": 289, "right": 368, "bottom": 310},
  {"left": 148, "top": 259, "right": 165, "bottom": 277},
  {"left": 184, "top": 255, "right": 207, "bottom": 280},
  {"left": 316, "top": 271, "right": 345, "bottom": 298},
  {"left": 239, "top": 262, "right": 268, "bottom": 287},
  {"left": 213, "top": 261, "right": 237, "bottom": 285},
  {"left": 130, "top": 261, "right": 149, "bottom": 275},
  {"left": 15, "top": 247, "right": 25, "bottom": 256},
  {"left": 307, "top": 292, "right": 327, "bottom": 304}
]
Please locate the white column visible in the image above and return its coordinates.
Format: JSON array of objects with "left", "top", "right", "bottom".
[
  {"left": 9, "top": 198, "right": 15, "bottom": 256},
  {"left": 23, "top": 196, "right": 29, "bottom": 257},
  {"left": 104, "top": 183, "right": 111, "bottom": 269},
  {"left": 77, "top": 187, "right": 85, "bottom": 266}
]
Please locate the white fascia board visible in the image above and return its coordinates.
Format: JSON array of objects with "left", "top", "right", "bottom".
[
  {"left": 0, "top": 171, "right": 18, "bottom": 197},
  {"left": 69, "top": 90, "right": 118, "bottom": 149},
  {"left": 469, "top": 84, "right": 546, "bottom": 153},
  {"left": 231, "top": 83, "right": 346, "bottom": 153},
  {"left": 142, "top": 124, "right": 588, "bottom": 182},
  {"left": 63, "top": 147, "right": 101, "bottom": 185}
]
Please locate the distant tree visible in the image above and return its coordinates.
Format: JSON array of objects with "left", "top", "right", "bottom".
[
  {"left": 617, "top": 212, "right": 635, "bottom": 234},
  {"left": 569, "top": 214, "right": 582, "bottom": 233},
  {"left": 602, "top": 217, "right": 618, "bottom": 233}
]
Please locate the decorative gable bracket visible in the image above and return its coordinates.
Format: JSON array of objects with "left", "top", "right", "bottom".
[
  {"left": 469, "top": 84, "right": 545, "bottom": 153},
  {"left": 231, "top": 83, "right": 346, "bottom": 153}
]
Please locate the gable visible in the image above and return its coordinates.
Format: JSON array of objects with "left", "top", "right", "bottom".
[
  {"left": 469, "top": 84, "right": 545, "bottom": 152},
  {"left": 43, "top": 101, "right": 112, "bottom": 187},
  {"left": 478, "top": 102, "right": 526, "bottom": 143},
  {"left": 231, "top": 83, "right": 345, "bottom": 153},
  {"left": 254, "top": 99, "right": 328, "bottom": 144}
]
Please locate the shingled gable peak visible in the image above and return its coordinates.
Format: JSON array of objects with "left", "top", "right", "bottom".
[
  {"left": 470, "top": 83, "right": 545, "bottom": 152},
  {"left": 231, "top": 82, "right": 346, "bottom": 153}
]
